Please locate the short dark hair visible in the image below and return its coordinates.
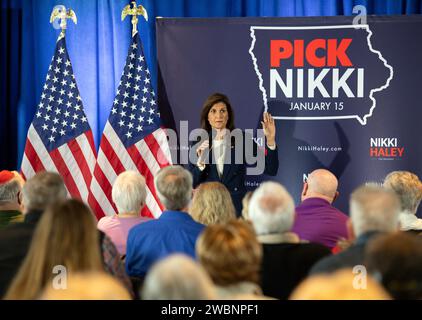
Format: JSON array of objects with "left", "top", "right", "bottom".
[{"left": 200, "top": 93, "right": 235, "bottom": 132}]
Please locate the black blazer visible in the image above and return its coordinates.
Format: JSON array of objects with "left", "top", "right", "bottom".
[
  {"left": 0, "top": 211, "right": 42, "bottom": 298},
  {"left": 189, "top": 131, "right": 279, "bottom": 215}
]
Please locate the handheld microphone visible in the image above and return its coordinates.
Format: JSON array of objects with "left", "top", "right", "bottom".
[{"left": 198, "top": 145, "right": 211, "bottom": 164}]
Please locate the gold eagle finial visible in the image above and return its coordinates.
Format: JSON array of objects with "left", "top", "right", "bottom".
[
  {"left": 50, "top": 5, "right": 77, "bottom": 40},
  {"left": 122, "top": 1, "right": 148, "bottom": 37}
]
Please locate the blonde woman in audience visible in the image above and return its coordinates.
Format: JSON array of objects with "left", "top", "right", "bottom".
[
  {"left": 142, "top": 254, "right": 216, "bottom": 300},
  {"left": 4, "top": 199, "right": 104, "bottom": 299},
  {"left": 196, "top": 219, "right": 270, "bottom": 299},
  {"left": 190, "top": 182, "right": 236, "bottom": 225},
  {"left": 241, "top": 191, "right": 253, "bottom": 221},
  {"left": 98, "top": 171, "right": 151, "bottom": 256},
  {"left": 290, "top": 269, "right": 390, "bottom": 300},
  {"left": 383, "top": 171, "right": 422, "bottom": 233},
  {"left": 40, "top": 272, "right": 131, "bottom": 300}
]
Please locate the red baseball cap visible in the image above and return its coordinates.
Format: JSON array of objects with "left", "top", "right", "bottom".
[{"left": 0, "top": 170, "right": 15, "bottom": 185}]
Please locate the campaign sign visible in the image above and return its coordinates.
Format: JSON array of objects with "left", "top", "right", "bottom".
[
  {"left": 157, "top": 16, "right": 422, "bottom": 216},
  {"left": 250, "top": 25, "right": 392, "bottom": 125}
]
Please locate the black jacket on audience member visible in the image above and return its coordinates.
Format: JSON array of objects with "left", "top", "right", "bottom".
[
  {"left": 309, "top": 231, "right": 381, "bottom": 275},
  {"left": 0, "top": 210, "right": 42, "bottom": 298},
  {"left": 259, "top": 236, "right": 331, "bottom": 299}
]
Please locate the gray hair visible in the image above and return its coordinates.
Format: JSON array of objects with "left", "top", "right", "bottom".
[
  {"left": 248, "top": 181, "right": 295, "bottom": 235},
  {"left": 0, "top": 179, "right": 21, "bottom": 203},
  {"left": 350, "top": 185, "right": 400, "bottom": 237},
  {"left": 112, "top": 171, "right": 146, "bottom": 214},
  {"left": 154, "top": 166, "right": 192, "bottom": 211},
  {"left": 142, "top": 254, "right": 216, "bottom": 300},
  {"left": 21, "top": 172, "right": 67, "bottom": 212},
  {"left": 383, "top": 171, "right": 422, "bottom": 214}
]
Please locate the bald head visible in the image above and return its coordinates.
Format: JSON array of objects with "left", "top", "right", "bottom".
[{"left": 303, "top": 169, "right": 338, "bottom": 203}]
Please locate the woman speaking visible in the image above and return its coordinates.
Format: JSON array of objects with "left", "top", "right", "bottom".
[{"left": 189, "top": 93, "right": 279, "bottom": 216}]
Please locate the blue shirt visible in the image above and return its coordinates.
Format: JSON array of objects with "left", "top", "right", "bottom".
[{"left": 125, "top": 210, "right": 205, "bottom": 277}]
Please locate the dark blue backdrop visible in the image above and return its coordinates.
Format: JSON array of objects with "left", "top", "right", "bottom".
[
  {"left": 156, "top": 15, "right": 422, "bottom": 217},
  {"left": 1, "top": 0, "right": 421, "bottom": 170}
]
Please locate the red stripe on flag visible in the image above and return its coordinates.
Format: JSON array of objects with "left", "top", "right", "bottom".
[
  {"left": 100, "top": 135, "right": 126, "bottom": 175},
  {"left": 24, "top": 139, "right": 46, "bottom": 172},
  {"left": 141, "top": 206, "right": 154, "bottom": 219},
  {"left": 93, "top": 158, "right": 118, "bottom": 213},
  {"left": 68, "top": 137, "right": 93, "bottom": 188},
  {"left": 49, "top": 148, "right": 82, "bottom": 199},
  {"left": 144, "top": 133, "right": 170, "bottom": 168},
  {"left": 84, "top": 130, "right": 98, "bottom": 157},
  {"left": 88, "top": 191, "right": 104, "bottom": 221},
  {"left": 126, "top": 144, "right": 164, "bottom": 212}
]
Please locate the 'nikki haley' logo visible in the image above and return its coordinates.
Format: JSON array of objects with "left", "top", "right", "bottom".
[{"left": 369, "top": 137, "right": 404, "bottom": 160}]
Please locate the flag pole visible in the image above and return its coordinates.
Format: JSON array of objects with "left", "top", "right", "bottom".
[
  {"left": 121, "top": 1, "right": 149, "bottom": 37},
  {"left": 49, "top": 5, "right": 77, "bottom": 41}
]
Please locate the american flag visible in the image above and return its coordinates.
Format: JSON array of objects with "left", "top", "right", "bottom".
[
  {"left": 21, "top": 35, "right": 98, "bottom": 210},
  {"left": 91, "top": 34, "right": 172, "bottom": 219}
]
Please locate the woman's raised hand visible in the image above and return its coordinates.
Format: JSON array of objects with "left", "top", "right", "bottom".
[{"left": 261, "top": 112, "right": 276, "bottom": 147}]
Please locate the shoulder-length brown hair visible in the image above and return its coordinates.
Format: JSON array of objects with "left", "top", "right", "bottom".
[
  {"left": 200, "top": 93, "right": 235, "bottom": 132},
  {"left": 196, "top": 219, "right": 262, "bottom": 286},
  {"left": 5, "top": 199, "right": 103, "bottom": 300}
]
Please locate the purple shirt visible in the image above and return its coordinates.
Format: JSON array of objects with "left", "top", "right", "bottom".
[
  {"left": 98, "top": 215, "right": 151, "bottom": 255},
  {"left": 291, "top": 198, "right": 348, "bottom": 249}
]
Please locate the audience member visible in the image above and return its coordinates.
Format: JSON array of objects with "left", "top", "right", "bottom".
[
  {"left": 98, "top": 171, "right": 151, "bottom": 255},
  {"left": 40, "top": 272, "right": 131, "bottom": 300},
  {"left": 4, "top": 199, "right": 104, "bottom": 299},
  {"left": 383, "top": 171, "right": 422, "bottom": 233},
  {"left": 142, "top": 254, "right": 216, "bottom": 300},
  {"left": 126, "top": 166, "right": 205, "bottom": 277},
  {"left": 190, "top": 182, "right": 236, "bottom": 225},
  {"left": 0, "top": 172, "right": 67, "bottom": 297},
  {"left": 290, "top": 269, "right": 390, "bottom": 300},
  {"left": 196, "top": 219, "right": 267, "bottom": 299},
  {"left": 292, "top": 169, "right": 348, "bottom": 249},
  {"left": 241, "top": 191, "right": 253, "bottom": 221},
  {"left": 0, "top": 170, "right": 25, "bottom": 228},
  {"left": 310, "top": 185, "right": 400, "bottom": 274},
  {"left": 248, "top": 181, "right": 331, "bottom": 299},
  {"left": 365, "top": 232, "right": 422, "bottom": 299}
]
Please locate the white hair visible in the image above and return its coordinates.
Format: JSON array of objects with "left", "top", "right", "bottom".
[
  {"left": 142, "top": 254, "right": 216, "bottom": 300},
  {"left": 248, "top": 181, "right": 295, "bottom": 235},
  {"left": 112, "top": 171, "right": 146, "bottom": 214},
  {"left": 383, "top": 171, "right": 422, "bottom": 214},
  {"left": 154, "top": 166, "right": 192, "bottom": 211},
  {"left": 350, "top": 185, "right": 400, "bottom": 237}
]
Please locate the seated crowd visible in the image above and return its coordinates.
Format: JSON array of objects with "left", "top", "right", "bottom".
[{"left": 0, "top": 166, "right": 421, "bottom": 300}]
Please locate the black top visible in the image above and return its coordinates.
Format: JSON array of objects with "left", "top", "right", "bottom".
[
  {"left": 0, "top": 210, "right": 43, "bottom": 298},
  {"left": 260, "top": 242, "right": 331, "bottom": 299},
  {"left": 309, "top": 231, "right": 381, "bottom": 275}
]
